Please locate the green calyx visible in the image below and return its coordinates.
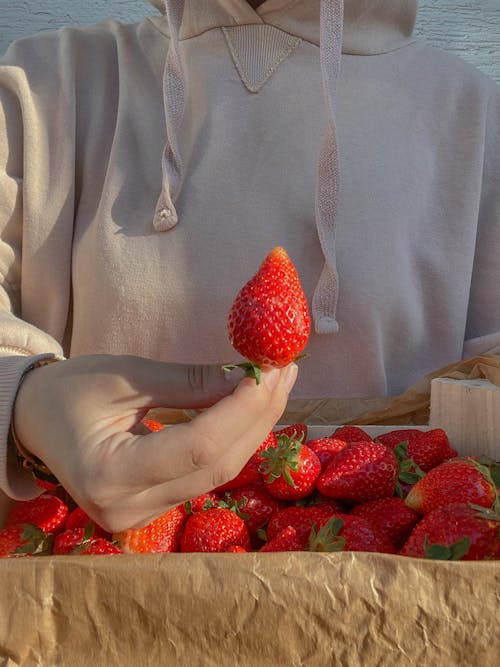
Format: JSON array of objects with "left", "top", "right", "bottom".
[
  {"left": 14, "top": 524, "right": 54, "bottom": 556},
  {"left": 223, "top": 362, "right": 262, "bottom": 384},
  {"left": 423, "top": 536, "right": 470, "bottom": 561},
  {"left": 394, "top": 441, "right": 426, "bottom": 497},
  {"left": 308, "top": 518, "right": 346, "bottom": 553},
  {"left": 258, "top": 434, "right": 302, "bottom": 488}
]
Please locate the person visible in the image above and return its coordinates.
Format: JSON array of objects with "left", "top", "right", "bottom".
[{"left": 1, "top": 0, "right": 499, "bottom": 532}]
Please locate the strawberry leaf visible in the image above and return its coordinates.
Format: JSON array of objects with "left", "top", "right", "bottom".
[
  {"left": 222, "top": 362, "right": 262, "bottom": 384},
  {"left": 424, "top": 536, "right": 470, "bottom": 561}
]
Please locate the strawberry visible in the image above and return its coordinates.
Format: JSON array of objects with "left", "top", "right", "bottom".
[
  {"left": 142, "top": 419, "right": 166, "bottom": 432},
  {"left": 214, "top": 431, "right": 278, "bottom": 492},
  {"left": 54, "top": 525, "right": 122, "bottom": 555},
  {"left": 259, "top": 434, "right": 321, "bottom": 501},
  {"left": 65, "top": 506, "right": 110, "bottom": 538},
  {"left": 114, "top": 505, "right": 186, "bottom": 553},
  {"left": 260, "top": 526, "right": 303, "bottom": 552},
  {"left": 375, "top": 429, "right": 424, "bottom": 449},
  {"left": 225, "top": 545, "right": 248, "bottom": 553},
  {"left": 405, "top": 458, "right": 498, "bottom": 515},
  {"left": 180, "top": 507, "right": 251, "bottom": 553},
  {"left": 274, "top": 423, "right": 308, "bottom": 442},
  {"left": 221, "top": 484, "right": 285, "bottom": 539},
  {"left": 82, "top": 538, "right": 123, "bottom": 555},
  {"left": 0, "top": 524, "right": 53, "bottom": 558},
  {"left": 400, "top": 503, "right": 500, "bottom": 560},
  {"left": 332, "top": 426, "right": 372, "bottom": 443},
  {"left": 6, "top": 493, "right": 69, "bottom": 534},
  {"left": 182, "top": 492, "right": 221, "bottom": 515},
  {"left": 54, "top": 527, "right": 94, "bottom": 555},
  {"left": 380, "top": 428, "right": 456, "bottom": 473},
  {"left": 349, "top": 497, "right": 421, "bottom": 549},
  {"left": 226, "top": 246, "right": 310, "bottom": 374},
  {"left": 308, "top": 514, "right": 396, "bottom": 554},
  {"left": 316, "top": 440, "right": 399, "bottom": 504},
  {"left": 265, "top": 504, "right": 337, "bottom": 548},
  {"left": 306, "top": 436, "right": 348, "bottom": 470}
]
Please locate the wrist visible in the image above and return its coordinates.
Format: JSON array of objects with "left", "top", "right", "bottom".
[{"left": 10, "top": 358, "right": 60, "bottom": 485}]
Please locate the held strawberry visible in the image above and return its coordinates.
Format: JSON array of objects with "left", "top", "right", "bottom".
[
  {"left": 226, "top": 246, "right": 310, "bottom": 381},
  {"left": 114, "top": 505, "right": 186, "bottom": 553}
]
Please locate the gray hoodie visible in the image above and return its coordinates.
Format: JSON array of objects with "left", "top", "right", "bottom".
[{"left": 1, "top": 0, "right": 499, "bottom": 498}]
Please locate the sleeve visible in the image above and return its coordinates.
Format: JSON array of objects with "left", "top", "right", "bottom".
[
  {"left": 463, "top": 83, "right": 500, "bottom": 359},
  {"left": 0, "top": 36, "right": 74, "bottom": 499}
]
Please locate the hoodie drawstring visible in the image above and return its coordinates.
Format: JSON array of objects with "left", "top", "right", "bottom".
[
  {"left": 312, "top": 0, "right": 344, "bottom": 334},
  {"left": 153, "top": 0, "right": 186, "bottom": 232},
  {"left": 154, "top": 0, "right": 344, "bottom": 335}
]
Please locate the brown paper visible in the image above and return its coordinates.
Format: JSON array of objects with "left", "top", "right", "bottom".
[
  {"left": 283, "top": 353, "right": 500, "bottom": 426},
  {"left": 0, "top": 551, "right": 498, "bottom": 667},
  {"left": 2, "top": 415, "right": 499, "bottom": 666}
]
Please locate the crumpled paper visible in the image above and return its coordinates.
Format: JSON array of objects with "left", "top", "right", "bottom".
[
  {"left": 283, "top": 354, "right": 500, "bottom": 426},
  {"left": 0, "top": 550, "right": 499, "bottom": 667}
]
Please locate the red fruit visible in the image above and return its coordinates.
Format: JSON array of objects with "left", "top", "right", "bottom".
[
  {"left": 54, "top": 528, "right": 90, "bottom": 555},
  {"left": 82, "top": 538, "right": 123, "bottom": 555},
  {"left": 274, "top": 423, "right": 308, "bottom": 442},
  {"left": 308, "top": 514, "right": 396, "bottom": 554},
  {"left": 222, "top": 484, "right": 285, "bottom": 538},
  {"left": 400, "top": 503, "right": 500, "bottom": 560},
  {"left": 259, "top": 435, "right": 321, "bottom": 501},
  {"left": 182, "top": 492, "right": 221, "bottom": 516},
  {"left": 316, "top": 440, "right": 399, "bottom": 504},
  {"left": 142, "top": 419, "right": 166, "bottom": 432},
  {"left": 6, "top": 493, "right": 69, "bottom": 534},
  {"left": 332, "top": 426, "right": 372, "bottom": 443},
  {"left": 114, "top": 505, "right": 186, "bottom": 553},
  {"left": 0, "top": 524, "right": 52, "bottom": 558},
  {"left": 266, "top": 505, "right": 337, "bottom": 548},
  {"left": 260, "top": 526, "right": 303, "bottom": 552},
  {"left": 350, "top": 497, "right": 421, "bottom": 549},
  {"left": 225, "top": 545, "right": 248, "bottom": 553},
  {"left": 65, "top": 506, "right": 109, "bottom": 538},
  {"left": 375, "top": 429, "right": 424, "bottom": 449},
  {"left": 180, "top": 507, "right": 251, "bottom": 553},
  {"left": 405, "top": 458, "right": 498, "bottom": 515},
  {"left": 306, "top": 437, "right": 348, "bottom": 470},
  {"left": 227, "top": 246, "right": 311, "bottom": 368},
  {"left": 385, "top": 428, "right": 456, "bottom": 473},
  {"left": 214, "top": 431, "right": 278, "bottom": 492}
]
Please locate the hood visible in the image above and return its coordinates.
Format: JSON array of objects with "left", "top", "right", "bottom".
[
  {"left": 148, "top": 1, "right": 418, "bottom": 54},
  {"left": 148, "top": 0, "right": 418, "bottom": 334}
]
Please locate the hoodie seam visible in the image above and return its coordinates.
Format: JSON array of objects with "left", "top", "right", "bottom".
[
  {"left": 145, "top": 17, "right": 417, "bottom": 55},
  {"left": 147, "top": 16, "right": 319, "bottom": 47}
]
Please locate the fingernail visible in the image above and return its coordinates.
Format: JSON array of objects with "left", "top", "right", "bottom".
[
  {"left": 262, "top": 368, "right": 280, "bottom": 390},
  {"left": 282, "top": 363, "right": 298, "bottom": 393}
]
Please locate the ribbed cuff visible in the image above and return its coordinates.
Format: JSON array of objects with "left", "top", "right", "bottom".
[{"left": 0, "top": 354, "right": 56, "bottom": 500}]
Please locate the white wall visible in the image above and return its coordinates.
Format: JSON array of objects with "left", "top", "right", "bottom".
[{"left": 0, "top": 1, "right": 499, "bottom": 84}]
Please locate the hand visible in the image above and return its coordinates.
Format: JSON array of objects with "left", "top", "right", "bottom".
[{"left": 13, "top": 354, "right": 298, "bottom": 532}]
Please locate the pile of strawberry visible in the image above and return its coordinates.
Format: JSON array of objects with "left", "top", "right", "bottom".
[{"left": 2, "top": 422, "right": 499, "bottom": 560}]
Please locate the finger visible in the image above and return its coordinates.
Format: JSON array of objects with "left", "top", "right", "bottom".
[
  {"left": 108, "top": 356, "right": 246, "bottom": 409},
  {"left": 96, "top": 364, "right": 297, "bottom": 496}
]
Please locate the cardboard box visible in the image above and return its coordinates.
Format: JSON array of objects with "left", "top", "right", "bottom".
[{"left": 1, "top": 424, "right": 499, "bottom": 667}]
